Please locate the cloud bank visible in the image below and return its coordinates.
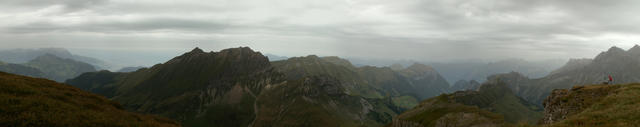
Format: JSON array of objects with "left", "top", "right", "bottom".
[{"left": 1, "top": 0, "right": 639, "bottom": 63}]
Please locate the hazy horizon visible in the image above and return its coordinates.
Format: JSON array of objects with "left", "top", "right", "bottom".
[{"left": 3, "top": 0, "right": 640, "bottom": 67}]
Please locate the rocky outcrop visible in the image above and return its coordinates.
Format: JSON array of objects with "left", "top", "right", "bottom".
[{"left": 541, "top": 85, "right": 621, "bottom": 124}]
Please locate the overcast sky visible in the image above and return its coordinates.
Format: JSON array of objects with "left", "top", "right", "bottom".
[{"left": 1, "top": 0, "right": 640, "bottom": 66}]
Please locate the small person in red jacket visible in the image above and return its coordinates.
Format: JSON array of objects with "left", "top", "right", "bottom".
[{"left": 608, "top": 75, "right": 613, "bottom": 85}]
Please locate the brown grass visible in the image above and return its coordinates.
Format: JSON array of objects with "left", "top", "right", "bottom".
[{"left": 0, "top": 71, "right": 180, "bottom": 127}]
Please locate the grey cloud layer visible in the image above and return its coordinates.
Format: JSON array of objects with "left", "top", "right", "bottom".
[{"left": 1, "top": 0, "right": 638, "bottom": 62}]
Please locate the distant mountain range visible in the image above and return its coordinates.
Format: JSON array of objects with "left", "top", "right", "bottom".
[
  {"left": 117, "top": 66, "right": 146, "bottom": 72},
  {"left": 491, "top": 45, "right": 640, "bottom": 105},
  {"left": 5, "top": 45, "right": 640, "bottom": 126},
  {"left": 0, "top": 54, "right": 96, "bottom": 82},
  {"left": 430, "top": 58, "right": 566, "bottom": 84},
  {"left": 0, "top": 61, "right": 44, "bottom": 78},
  {"left": 66, "top": 47, "right": 451, "bottom": 126},
  {"left": 0, "top": 48, "right": 113, "bottom": 70}
]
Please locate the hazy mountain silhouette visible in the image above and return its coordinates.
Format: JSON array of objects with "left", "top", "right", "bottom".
[
  {"left": 24, "top": 54, "right": 96, "bottom": 82},
  {"left": 431, "top": 59, "right": 565, "bottom": 84},
  {"left": 0, "top": 48, "right": 112, "bottom": 70},
  {"left": 117, "top": 66, "right": 146, "bottom": 72},
  {"left": 0, "top": 61, "right": 44, "bottom": 78},
  {"left": 490, "top": 45, "right": 640, "bottom": 105}
]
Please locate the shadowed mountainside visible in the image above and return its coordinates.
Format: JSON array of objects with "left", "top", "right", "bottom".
[
  {"left": 67, "top": 47, "right": 442, "bottom": 126},
  {"left": 0, "top": 71, "right": 179, "bottom": 127}
]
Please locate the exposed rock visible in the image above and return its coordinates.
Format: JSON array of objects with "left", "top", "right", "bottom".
[{"left": 541, "top": 85, "right": 621, "bottom": 124}]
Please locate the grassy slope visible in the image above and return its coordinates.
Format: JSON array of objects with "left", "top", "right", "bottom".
[
  {"left": 452, "top": 82, "right": 543, "bottom": 124},
  {"left": 254, "top": 77, "right": 365, "bottom": 127},
  {"left": 551, "top": 84, "right": 640, "bottom": 126},
  {"left": 397, "top": 95, "right": 505, "bottom": 127},
  {"left": 0, "top": 71, "right": 179, "bottom": 127}
]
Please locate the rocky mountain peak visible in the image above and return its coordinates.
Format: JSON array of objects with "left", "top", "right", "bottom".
[
  {"left": 219, "top": 47, "right": 256, "bottom": 54},
  {"left": 593, "top": 46, "right": 636, "bottom": 64},
  {"left": 190, "top": 47, "right": 205, "bottom": 53},
  {"left": 170, "top": 47, "right": 269, "bottom": 66},
  {"left": 627, "top": 44, "right": 640, "bottom": 56},
  {"left": 607, "top": 46, "right": 625, "bottom": 53}
]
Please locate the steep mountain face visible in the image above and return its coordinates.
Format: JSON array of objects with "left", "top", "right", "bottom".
[
  {"left": 541, "top": 84, "right": 640, "bottom": 126},
  {"left": 24, "top": 54, "right": 96, "bottom": 82},
  {"left": 397, "top": 64, "right": 450, "bottom": 99},
  {"left": 390, "top": 81, "right": 542, "bottom": 127},
  {"left": 495, "top": 46, "right": 640, "bottom": 105},
  {"left": 0, "top": 61, "right": 44, "bottom": 78},
  {"left": 114, "top": 47, "right": 283, "bottom": 127},
  {"left": 548, "top": 58, "right": 592, "bottom": 75},
  {"left": 272, "top": 55, "right": 450, "bottom": 102},
  {"left": 0, "top": 48, "right": 112, "bottom": 70},
  {"left": 70, "top": 47, "right": 283, "bottom": 126},
  {"left": 68, "top": 47, "right": 417, "bottom": 126},
  {"left": 0, "top": 71, "right": 179, "bottom": 127},
  {"left": 449, "top": 80, "right": 481, "bottom": 92},
  {"left": 254, "top": 76, "right": 399, "bottom": 127}
]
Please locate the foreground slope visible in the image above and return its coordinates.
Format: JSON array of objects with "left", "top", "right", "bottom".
[
  {"left": 0, "top": 71, "right": 179, "bottom": 127},
  {"left": 542, "top": 83, "right": 640, "bottom": 126},
  {"left": 390, "top": 80, "right": 542, "bottom": 127}
]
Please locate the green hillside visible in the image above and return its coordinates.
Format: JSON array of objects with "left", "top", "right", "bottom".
[
  {"left": 542, "top": 83, "right": 640, "bottom": 126},
  {"left": 390, "top": 80, "right": 543, "bottom": 127},
  {"left": 272, "top": 55, "right": 449, "bottom": 106},
  {"left": 392, "top": 94, "right": 505, "bottom": 127},
  {"left": 254, "top": 76, "right": 399, "bottom": 126},
  {"left": 0, "top": 71, "right": 179, "bottom": 127}
]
